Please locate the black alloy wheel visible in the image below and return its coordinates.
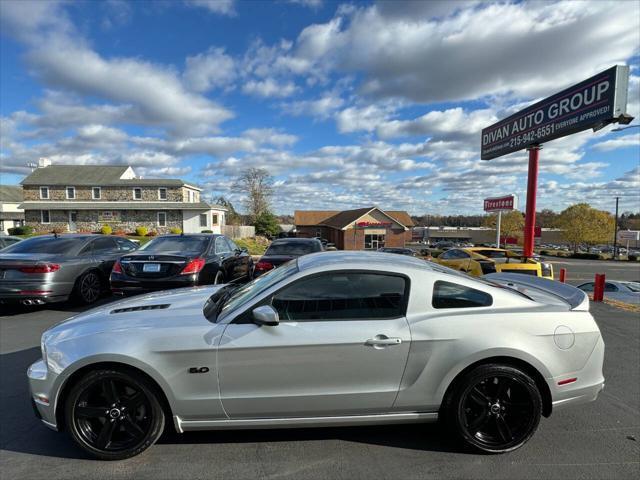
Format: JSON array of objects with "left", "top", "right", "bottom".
[
  {"left": 75, "top": 271, "right": 102, "bottom": 304},
  {"left": 443, "top": 364, "right": 542, "bottom": 453},
  {"left": 65, "top": 369, "right": 165, "bottom": 460}
]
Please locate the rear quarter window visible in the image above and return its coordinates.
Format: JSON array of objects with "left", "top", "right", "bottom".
[{"left": 432, "top": 280, "right": 493, "bottom": 309}]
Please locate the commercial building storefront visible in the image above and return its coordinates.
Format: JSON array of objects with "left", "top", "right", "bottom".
[{"left": 294, "top": 207, "right": 414, "bottom": 250}]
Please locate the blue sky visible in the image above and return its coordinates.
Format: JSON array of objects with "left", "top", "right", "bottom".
[{"left": 1, "top": 0, "right": 639, "bottom": 215}]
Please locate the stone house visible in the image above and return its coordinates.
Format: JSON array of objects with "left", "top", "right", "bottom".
[
  {"left": 294, "top": 207, "right": 414, "bottom": 250},
  {"left": 20, "top": 160, "right": 226, "bottom": 234}
]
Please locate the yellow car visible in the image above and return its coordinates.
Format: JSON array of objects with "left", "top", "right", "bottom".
[{"left": 434, "top": 247, "right": 554, "bottom": 279}]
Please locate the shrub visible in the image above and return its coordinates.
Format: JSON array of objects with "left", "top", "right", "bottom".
[
  {"left": 147, "top": 230, "right": 157, "bottom": 237},
  {"left": 169, "top": 227, "right": 182, "bottom": 234},
  {"left": 201, "top": 229, "right": 213, "bottom": 233},
  {"left": 100, "top": 225, "right": 112, "bottom": 235},
  {"left": 540, "top": 250, "right": 550, "bottom": 256},
  {"left": 135, "top": 226, "right": 148, "bottom": 237},
  {"left": 8, "top": 225, "right": 34, "bottom": 235},
  {"left": 629, "top": 255, "right": 638, "bottom": 261},
  {"left": 570, "top": 252, "right": 600, "bottom": 260},
  {"left": 51, "top": 226, "right": 67, "bottom": 234},
  {"left": 114, "top": 229, "right": 126, "bottom": 236},
  {"left": 234, "top": 237, "right": 270, "bottom": 255}
]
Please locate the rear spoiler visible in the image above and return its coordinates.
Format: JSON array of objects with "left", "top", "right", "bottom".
[{"left": 485, "top": 273, "right": 589, "bottom": 311}]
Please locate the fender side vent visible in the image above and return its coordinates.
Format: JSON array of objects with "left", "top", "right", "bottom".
[{"left": 110, "top": 304, "right": 170, "bottom": 314}]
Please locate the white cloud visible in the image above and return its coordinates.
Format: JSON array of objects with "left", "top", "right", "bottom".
[
  {"left": 286, "top": 0, "right": 323, "bottom": 9},
  {"left": 184, "top": 0, "right": 236, "bottom": 16},
  {"left": 184, "top": 47, "right": 236, "bottom": 92},
  {"left": 282, "top": 93, "right": 344, "bottom": 119},
  {"left": 592, "top": 133, "right": 640, "bottom": 151},
  {"left": 242, "top": 78, "right": 298, "bottom": 98},
  {"left": 243, "top": 128, "right": 298, "bottom": 147},
  {"left": 336, "top": 104, "right": 392, "bottom": 133}
]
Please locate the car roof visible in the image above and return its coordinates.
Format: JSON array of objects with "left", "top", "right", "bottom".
[{"left": 297, "top": 250, "right": 439, "bottom": 272}]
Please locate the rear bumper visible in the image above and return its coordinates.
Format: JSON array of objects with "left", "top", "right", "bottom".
[
  {"left": 111, "top": 274, "right": 197, "bottom": 295},
  {"left": 0, "top": 281, "right": 72, "bottom": 304}
]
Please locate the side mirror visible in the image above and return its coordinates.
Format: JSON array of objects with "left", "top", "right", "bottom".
[{"left": 252, "top": 305, "right": 279, "bottom": 326}]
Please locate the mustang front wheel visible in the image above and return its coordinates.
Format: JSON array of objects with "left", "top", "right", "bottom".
[
  {"left": 443, "top": 364, "right": 542, "bottom": 453},
  {"left": 65, "top": 369, "right": 165, "bottom": 460}
]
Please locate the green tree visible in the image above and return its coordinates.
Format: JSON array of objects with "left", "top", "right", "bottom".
[
  {"left": 557, "top": 203, "right": 615, "bottom": 252},
  {"left": 536, "top": 208, "right": 559, "bottom": 228},
  {"left": 482, "top": 210, "right": 525, "bottom": 242},
  {"left": 254, "top": 211, "right": 281, "bottom": 238}
]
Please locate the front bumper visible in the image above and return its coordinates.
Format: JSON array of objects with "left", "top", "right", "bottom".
[{"left": 27, "top": 359, "right": 61, "bottom": 430}]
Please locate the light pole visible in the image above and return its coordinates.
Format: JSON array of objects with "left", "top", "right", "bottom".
[{"left": 613, "top": 196, "right": 619, "bottom": 258}]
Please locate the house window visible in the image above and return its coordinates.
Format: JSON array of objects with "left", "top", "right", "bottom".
[
  {"left": 199, "top": 213, "right": 208, "bottom": 227},
  {"left": 66, "top": 186, "right": 76, "bottom": 199},
  {"left": 133, "top": 188, "right": 142, "bottom": 200},
  {"left": 211, "top": 214, "right": 218, "bottom": 225},
  {"left": 188, "top": 190, "right": 194, "bottom": 202},
  {"left": 158, "top": 188, "right": 167, "bottom": 200},
  {"left": 364, "top": 234, "right": 385, "bottom": 250},
  {"left": 157, "top": 211, "right": 167, "bottom": 227},
  {"left": 39, "top": 186, "right": 49, "bottom": 199},
  {"left": 92, "top": 187, "right": 101, "bottom": 199},
  {"left": 41, "top": 210, "right": 51, "bottom": 224}
]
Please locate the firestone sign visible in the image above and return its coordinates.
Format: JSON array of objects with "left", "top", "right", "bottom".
[
  {"left": 481, "top": 65, "right": 630, "bottom": 160},
  {"left": 484, "top": 195, "right": 517, "bottom": 212},
  {"left": 356, "top": 221, "right": 392, "bottom": 228}
]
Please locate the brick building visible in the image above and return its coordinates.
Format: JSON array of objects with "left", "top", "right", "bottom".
[
  {"left": 19, "top": 160, "right": 226, "bottom": 234},
  {"left": 294, "top": 207, "right": 414, "bottom": 250}
]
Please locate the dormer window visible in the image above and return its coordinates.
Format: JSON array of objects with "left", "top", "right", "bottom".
[
  {"left": 39, "top": 186, "right": 49, "bottom": 199},
  {"left": 133, "top": 187, "right": 142, "bottom": 200},
  {"left": 158, "top": 188, "right": 167, "bottom": 200},
  {"left": 92, "top": 187, "right": 101, "bottom": 199},
  {"left": 66, "top": 186, "right": 76, "bottom": 199}
]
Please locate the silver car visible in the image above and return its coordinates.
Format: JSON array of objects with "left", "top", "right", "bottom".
[
  {"left": 28, "top": 252, "right": 605, "bottom": 460},
  {"left": 0, "top": 234, "right": 138, "bottom": 305},
  {"left": 576, "top": 280, "right": 640, "bottom": 305}
]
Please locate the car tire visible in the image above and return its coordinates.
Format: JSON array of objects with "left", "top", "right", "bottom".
[
  {"left": 213, "top": 270, "right": 225, "bottom": 285},
  {"left": 441, "top": 364, "right": 542, "bottom": 453},
  {"left": 64, "top": 368, "right": 165, "bottom": 461},
  {"left": 72, "top": 270, "right": 103, "bottom": 305}
]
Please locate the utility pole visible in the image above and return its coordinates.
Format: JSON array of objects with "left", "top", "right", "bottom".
[{"left": 613, "top": 196, "right": 620, "bottom": 258}]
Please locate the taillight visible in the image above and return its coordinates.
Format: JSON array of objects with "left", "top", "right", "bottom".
[
  {"left": 180, "top": 257, "right": 206, "bottom": 275},
  {"left": 112, "top": 261, "right": 123, "bottom": 274},
  {"left": 19, "top": 264, "right": 60, "bottom": 274},
  {"left": 255, "top": 261, "right": 274, "bottom": 271}
]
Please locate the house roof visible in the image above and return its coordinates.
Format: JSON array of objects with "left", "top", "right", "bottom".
[
  {"left": 20, "top": 201, "right": 227, "bottom": 211},
  {"left": 20, "top": 165, "right": 194, "bottom": 188},
  {"left": 295, "top": 207, "right": 414, "bottom": 229},
  {"left": 0, "top": 185, "right": 23, "bottom": 203}
]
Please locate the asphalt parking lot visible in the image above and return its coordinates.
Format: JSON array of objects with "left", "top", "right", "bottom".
[{"left": 1, "top": 266, "right": 639, "bottom": 479}]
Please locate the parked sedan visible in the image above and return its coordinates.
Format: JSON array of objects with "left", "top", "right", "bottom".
[
  {"left": 110, "top": 234, "right": 253, "bottom": 296},
  {"left": 29, "top": 251, "right": 603, "bottom": 460},
  {"left": 576, "top": 280, "right": 640, "bottom": 305},
  {"left": 254, "top": 238, "right": 323, "bottom": 277},
  {"left": 0, "top": 235, "right": 22, "bottom": 249},
  {"left": 0, "top": 234, "right": 138, "bottom": 305}
]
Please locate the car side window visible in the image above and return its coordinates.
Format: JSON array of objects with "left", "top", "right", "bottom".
[
  {"left": 270, "top": 272, "right": 408, "bottom": 321},
  {"left": 215, "top": 236, "right": 231, "bottom": 254},
  {"left": 432, "top": 280, "right": 492, "bottom": 309},
  {"left": 226, "top": 237, "right": 239, "bottom": 251},
  {"left": 91, "top": 237, "right": 118, "bottom": 254},
  {"left": 604, "top": 283, "right": 619, "bottom": 292},
  {"left": 579, "top": 283, "right": 594, "bottom": 292},
  {"left": 440, "top": 250, "right": 454, "bottom": 260},
  {"left": 115, "top": 237, "right": 137, "bottom": 252}
]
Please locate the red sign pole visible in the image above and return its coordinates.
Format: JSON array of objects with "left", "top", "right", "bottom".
[{"left": 523, "top": 145, "right": 540, "bottom": 258}]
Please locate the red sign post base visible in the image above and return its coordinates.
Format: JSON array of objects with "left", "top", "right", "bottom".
[{"left": 523, "top": 146, "right": 541, "bottom": 258}]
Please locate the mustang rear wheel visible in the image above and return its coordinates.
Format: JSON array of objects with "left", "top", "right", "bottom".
[
  {"left": 65, "top": 369, "right": 165, "bottom": 460},
  {"left": 443, "top": 364, "right": 542, "bottom": 453}
]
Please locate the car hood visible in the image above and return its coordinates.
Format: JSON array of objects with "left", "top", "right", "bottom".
[{"left": 44, "top": 285, "right": 223, "bottom": 341}]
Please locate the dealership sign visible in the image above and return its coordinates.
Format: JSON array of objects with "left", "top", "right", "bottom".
[
  {"left": 484, "top": 194, "right": 518, "bottom": 212},
  {"left": 356, "top": 221, "right": 392, "bottom": 228},
  {"left": 481, "top": 65, "right": 631, "bottom": 160}
]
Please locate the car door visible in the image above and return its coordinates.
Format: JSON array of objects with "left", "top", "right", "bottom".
[
  {"left": 85, "top": 237, "right": 121, "bottom": 277},
  {"left": 217, "top": 270, "right": 412, "bottom": 418},
  {"left": 225, "top": 237, "right": 248, "bottom": 280},
  {"left": 214, "top": 236, "right": 235, "bottom": 280}
]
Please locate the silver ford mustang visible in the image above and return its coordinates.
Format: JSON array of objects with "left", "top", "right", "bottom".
[{"left": 28, "top": 252, "right": 605, "bottom": 460}]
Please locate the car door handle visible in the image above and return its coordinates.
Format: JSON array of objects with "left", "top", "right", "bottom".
[{"left": 365, "top": 335, "right": 402, "bottom": 347}]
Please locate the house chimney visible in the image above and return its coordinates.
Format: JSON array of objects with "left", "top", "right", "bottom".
[{"left": 37, "top": 157, "right": 52, "bottom": 168}]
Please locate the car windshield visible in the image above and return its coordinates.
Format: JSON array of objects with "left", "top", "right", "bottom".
[
  {"left": 140, "top": 236, "right": 208, "bottom": 253},
  {"left": 622, "top": 282, "right": 640, "bottom": 292},
  {"left": 265, "top": 242, "right": 320, "bottom": 256},
  {"left": 206, "top": 260, "right": 299, "bottom": 322},
  {"left": 0, "top": 236, "right": 83, "bottom": 255}
]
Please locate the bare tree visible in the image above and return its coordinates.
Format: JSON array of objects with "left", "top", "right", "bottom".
[{"left": 231, "top": 168, "right": 274, "bottom": 220}]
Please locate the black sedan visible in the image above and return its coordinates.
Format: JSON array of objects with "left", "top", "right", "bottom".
[
  {"left": 254, "top": 238, "right": 323, "bottom": 277},
  {"left": 0, "top": 234, "right": 138, "bottom": 305},
  {"left": 110, "top": 234, "right": 253, "bottom": 296}
]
